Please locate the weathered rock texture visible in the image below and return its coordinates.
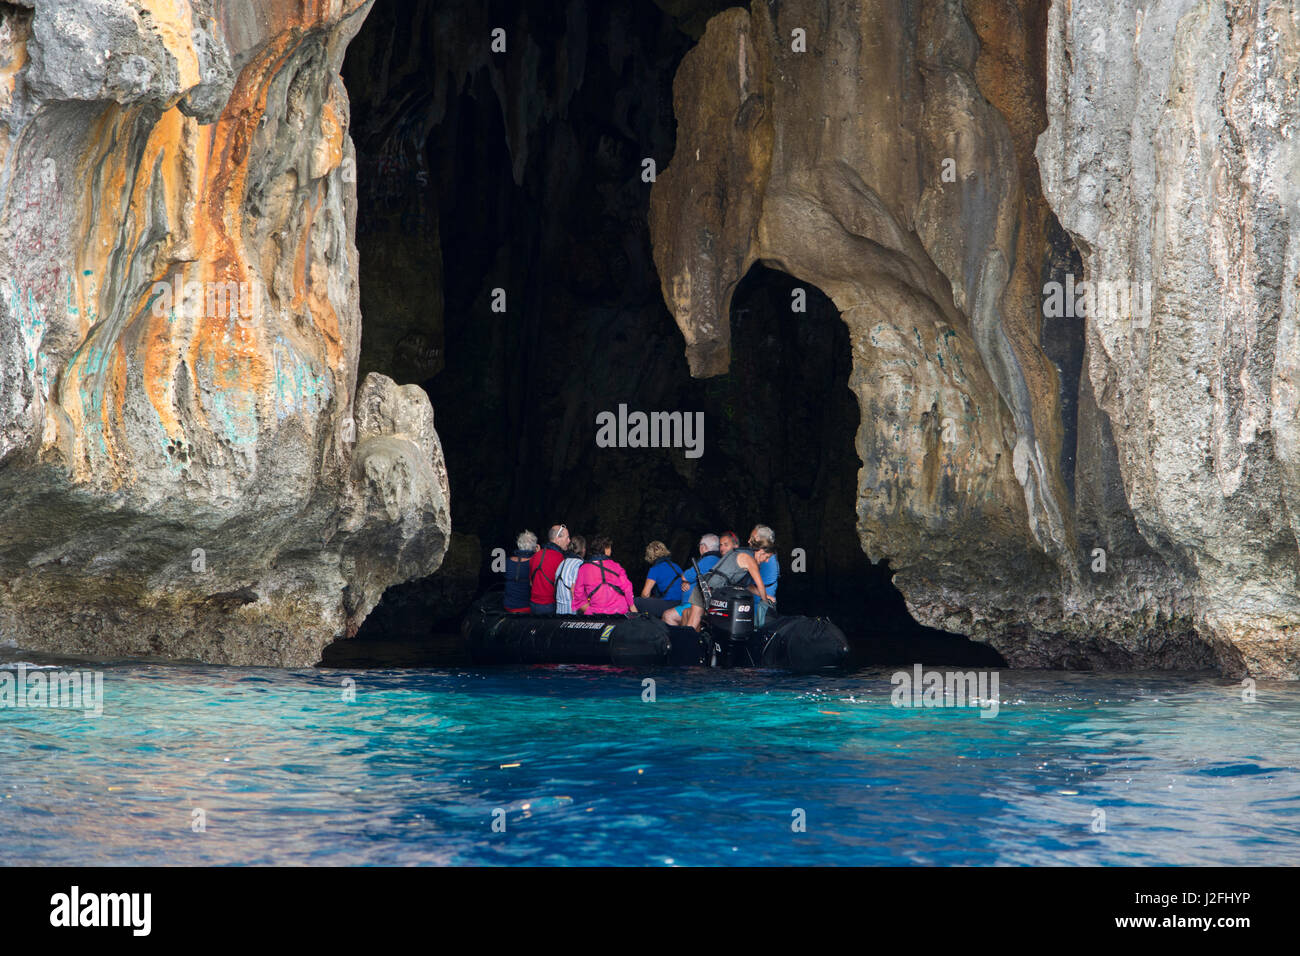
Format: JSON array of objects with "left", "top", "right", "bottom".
[
  {"left": 651, "top": 0, "right": 1298, "bottom": 676},
  {"left": 336, "top": 0, "right": 966, "bottom": 665},
  {"left": 4, "top": 0, "right": 1295, "bottom": 678},
  {"left": 0, "top": 0, "right": 449, "bottom": 665},
  {"left": 1038, "top": 0, "right": 1300, "bottom": 678}
]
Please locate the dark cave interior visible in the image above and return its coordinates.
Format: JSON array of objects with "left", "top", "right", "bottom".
[{"left": 324, "top": 0, "right": 1005, "bottom": 668}]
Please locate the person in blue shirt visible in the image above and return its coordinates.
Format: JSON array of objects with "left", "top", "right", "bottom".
[
  {"left": 662, "top": 533, "right": 722, "bottom": 625},
  {"left": 745, "top": 525, "right": 779, "bottom": 601},
  {"left": 634, "top": 541, "right": 686, "bottom": 617},
  {"left": 743, "top": 522, "right": 780, "bottom": 621}
]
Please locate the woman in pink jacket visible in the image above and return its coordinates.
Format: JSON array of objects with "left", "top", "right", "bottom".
[{"left": 572, "top": 535, "right": 636, "bottom": 615}]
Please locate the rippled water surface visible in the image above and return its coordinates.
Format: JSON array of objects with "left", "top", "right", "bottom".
[{"left": 1, "top": 654, "right": 1297, "bottom": 865}]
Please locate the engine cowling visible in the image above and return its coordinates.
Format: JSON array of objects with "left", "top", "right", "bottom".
[{"left": 705, "top": 587, "right": 755, "bottom": 639}]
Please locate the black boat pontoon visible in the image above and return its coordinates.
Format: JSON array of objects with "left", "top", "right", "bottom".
[{"left": 462, "top": 587, "right": 849, "bottom": 671}]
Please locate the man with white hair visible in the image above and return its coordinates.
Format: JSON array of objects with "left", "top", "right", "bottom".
[
  {"left": 662, "top": 533, "right": 722, "bottom": 625},
  {"left": 528, "top": 523, "right": 571, "bottom": 614},
  {"left": 683, "top": 530, "right": 774, "bottom": 631}
]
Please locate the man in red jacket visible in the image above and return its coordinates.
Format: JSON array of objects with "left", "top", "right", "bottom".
[{"left": 529, "top": 523, "right": 570, "bottom": 614}]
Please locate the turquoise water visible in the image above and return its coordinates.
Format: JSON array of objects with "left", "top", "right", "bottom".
[{"left": 1, "top": 655, "right": 1298, "bottom": 865}]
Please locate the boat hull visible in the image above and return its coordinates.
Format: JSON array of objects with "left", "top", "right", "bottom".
[{"left": 462, "top": 596, "right": 849, "bottom": 671}]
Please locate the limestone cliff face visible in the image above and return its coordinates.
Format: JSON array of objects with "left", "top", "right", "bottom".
[
  {"left": 4, "top": 0, "right": 1295, "bottom": 677},
  {"left": 1038, "top": 0, "right": 1300, "bottom": 678},
  {"left": 0, "top": 1, "right": 449, "bottom": 665},
  {"left": 650, "top": 0, "right": 1287, "bottom": 674}
]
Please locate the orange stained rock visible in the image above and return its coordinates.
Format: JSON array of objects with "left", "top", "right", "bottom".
[
  {"left": 316, "top": 97, "right": 345, "bottom": 179},
  {"left": 53, "top": 5, "right": 364, "bottom": 482},
  {"left": 136, "top": 0, "right": 203, "bottom": 94},
  {"left": 292, "top": 188, "right": 315, "bottom": 315},
  {"left": 243, "top": 0, "right": 371, "bottom": 39},
  {"left": 184, "top": 37, "right": 298, "bottom": 446},
  {"left": 0, "top": 14, "right": 28, "bottom": 111}
]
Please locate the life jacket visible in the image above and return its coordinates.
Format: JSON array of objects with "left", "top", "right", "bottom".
[
  {"left": 578, "top": 555, "right": 628, "bottom": 611},
  {"left": 648, "top": 559, "right": 685, "bottom": 599},
  {"left": 701, "top": 548, "right": 756, "bottom": 592},
  {"left": 503, "top": 548, "right": 535, "bottom": 610},
  {"left": 529, "top": 542, "right": 565, "bottom": 601},
  {"left": 681, "top": 550, "right": 721, "bottom": 599}
]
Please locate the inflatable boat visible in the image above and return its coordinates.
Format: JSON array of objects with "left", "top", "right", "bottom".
[{"left": 462, "top": 588, "right": 850, "bottom": 671}]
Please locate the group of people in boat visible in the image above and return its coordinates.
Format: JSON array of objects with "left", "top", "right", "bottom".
[{"left": 503, "top": 524, "right": 780, "bottom": 631}]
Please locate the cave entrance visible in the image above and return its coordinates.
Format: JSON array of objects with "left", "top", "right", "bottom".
[
  {"left": 719, "top": 264, "right": 1003, "bottom": 667},
  {"left": 326, "top": 0, "right": 1002, "bottom": 669}
]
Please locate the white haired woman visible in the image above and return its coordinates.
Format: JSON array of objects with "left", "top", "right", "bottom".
[{"left": 504, "top": 530, "right": 538, "bottom": 613}]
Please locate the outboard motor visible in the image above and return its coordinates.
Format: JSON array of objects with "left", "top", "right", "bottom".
[
  {"left": 705, "top": 587, "right": 755, "bottom": 637},
  {"left": 704, "top": 587, "right": 757, "bottom": 666}
]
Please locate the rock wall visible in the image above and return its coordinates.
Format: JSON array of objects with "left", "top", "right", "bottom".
[
  {"left": 337, "top": 0, "right": 958, "bottom": 660},
  {"left": 3, "top": 0, "right": 1294, "bottom": 677},
  {"left": 649, "top": 0, "right": 1291, "bottom": 674},
  {"left": 1038, "top": 0, "right": 1300, "bottom": 677},
  {"left": 0, "top": 0, "right": 449, "bottom": 665}
]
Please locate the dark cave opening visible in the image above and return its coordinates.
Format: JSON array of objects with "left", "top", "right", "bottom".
[{"left": 324, "top": 0, "right": 1004, "bottom": 669}]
